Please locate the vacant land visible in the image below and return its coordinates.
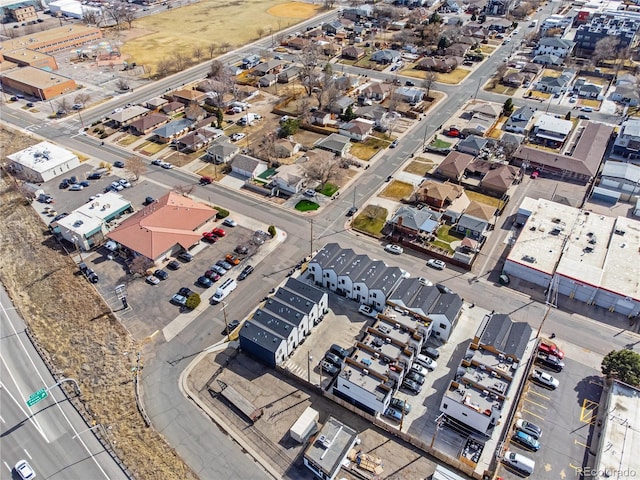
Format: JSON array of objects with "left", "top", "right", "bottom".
[
  {"left": 121, "top": 0, "right": 320, "bottom": 73},
  {"left": 380, "top": 180, "right": 414, "bottom": 200},
  {"left": 0, "top": 127, "right": 196, "bottom": 480},
  {"left": 352, "top": 205, "right": 388, "bottom": 237}
]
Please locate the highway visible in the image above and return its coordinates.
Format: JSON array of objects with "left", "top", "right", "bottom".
[
  {"left": 1, "top": 2, "right": 635, "bottom": 478},
  {"left": 0, "top": 285, "right": 129, "bottom": 480}
]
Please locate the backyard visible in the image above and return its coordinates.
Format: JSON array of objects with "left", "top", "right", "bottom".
[
  {"left": 404, "top": 159, "right": 434, "bottom": 176},
  {"left": 352, "top": 205, "right": 388, "bottom": 238},
  {"left": 350, "top": 137, "right": 391, "bottom": 161},
  {"left": 379, "top": 180, "right": 414, "bottom": 201}
]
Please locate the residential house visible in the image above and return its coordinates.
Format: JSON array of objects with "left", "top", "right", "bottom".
[
  {"left": 176, "top": 127, "right": 222, "bottom": 153},
  {"left": 274, "top": 277, "right": 329, "bottom": 328},
  {"left": 277, "top": 66, "right": 301, "bottom": 84},
  {"left": 338, "top": 119, "right": 374, "bottom": 141},
  {"left": 487, "top": 18, "right": 512, "bottom": 32},
  {"left": 304, "top": 149, "right": 335, "bottom": 165},
  {"left": 274, "top": 138, "right": 301, "bottom": 158},
  {"left": 357, "top": 105, "right": 388, "bottom": 129},
  {"left": 456, "top": 135, "right": 489, "bottom": 156},
  {"left": 532, "top": 54, "right": 563, "bottom": 66},
  {"left": 463, "top": 201, "right": 496, "bottom": 223},
  {"left": 253, "top": 60, "right": 284, "bottom": 76},
  {"left": 307, "top": 243, "right": 405, "bottom": 312},
  {"left": 464, "top": 103, "right": 500, "bottom": 137},
  {"left": 287, "top": 37, "right": 309, "bottom": 50},
  {"left": 444, "top": 44, "right": 467, "bottom": 59},
  {"left": 107, "top": 192, "right": 217, "bottom": 264},
  {"left": 611, "top": 84, "right": 639, "bottom": 107},
  {"left": 259, "top": 74, "right": 277, "bottom": 88},
  {"left": 329, "top": 96, "right": 355, "bottom": 115},
  {"left": 370, "top": 49, "right": 401, "bottom": 64},
  {"left": 389, "top": 206, "right": 443, "bottom": 235},
  {"left": 436, "top": 151, "right": 475, "bottom": 181},
  {"left": 361, "top": 81, "right": 392, "bottom": 102},
  {"left": 522, "top": 63, "right": 542, "bottom": 75},
  {"left": 502, "top": 72, "right": 527, "bottom": 87},
  {"left": 503, "top": 105, "right": 536, "bottom": 133},
  {"left": 238, "top": 320, "right": 287, "bottom": 367},
  {"left": 162, "top": 101, "right": 185, "bottom": 115},
  {"left": 534, "top": 69, "right": 576, "bottom": 94},
  {"left": 152, "top": 118, "right": 193, "bottom": 143},
  {"left": 231, "top": 154, "right": 268, "bottom": 179},
  {"left": 270, "top": 163, "right": 306, "bottom": 195},
  {"left": 323, "top": 20, "right": 344, "bottom": 35},
  {"left": 342, "top": 5, "right": 374, "bottom": 21},
  {"left": 394, "top": 86, "right": 424, "bottom": 104},
  {"left": 107, "top": 106, "right": 150, "bottom": 128},
  {"left": 456, "top": 212, "right": 489, "bottom": 240},
  {"left": 460, "top": 24, "right": 489, "bottom": 39},
  {"left": 442, "top": 0, "right": 460, "bottom": 12},
  {"left": 479, "top": 163, "right": 520, "bottom": 196},
  {"left": 415, "top": 180, "right": 464, "bottom": 209},
  {"left": 573, "top": 78, "right": 602, "bottom": 98},
  {"left": 534, "top": 37, "right": 575, "bottom": 58},
  {"left": 128, "top": 113, "right": 170, "bottom": 136},
  {"left": 171, "top": 89, "right": 207, "bottom": 105},
  {"left": 206, "top": 137, "right": 240, "bottom": 164},
  {"left": 334, "top": 75, "right": 359, "bottom": 92},
  {"left": 310, "top": 110, "right": 332, "bottom": 126},
  {"left": 342, "top": 46, "right": 365, "bottom": 60},
  {"left": 574, "top": 12, "right": 640, "bottom": 52},
  {"left": 315, "top": 133, "right": 351, "bottom": 156},
  {"left": 612, "top": 118, "right": 640, "bottom": 161},
  {"left": 486, "top": 0, "right": 512, "bottom": 15},
  {"left": 184, "top": 105, "right": 207, "bottom": 121},
  {"left": 533, "top": 114, "right": 573, "bottom": 147},
  {"left": 600, "top": 161, "right": 640, "bottom": 201},
  {"left": 417, "top": 57, "right": 458, "bottom": 72},
  {"left": 146, "top": 97, "right": 168, "bottom": 110}
]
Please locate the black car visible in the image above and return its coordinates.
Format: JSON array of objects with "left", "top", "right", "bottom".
[
  {"left": 346, "top": 206, "right": 358, "bottom": 217},
  {"left": 324, "top": 352, "right": 343, "bottom": 367},
  {"left": 143, "top": 196, "right": 156, "bottom": 206},
  {"left": 59, "top": 179, "right": 70, "bottom": 189},
  {"left": 178, "top": 287, "right": 194, "bottom": 297},
  {"left": 238, "top": 265, "right": 254, "bottom": 280},
  {"left": 224, "top": 319, "right": 240, "bottom": 335},
  {"left": 79, "top": 180, "right": 90, "bottom": 187},
  {"left": 196, "top": 276, "right": 213, "bottom": 288},
  {"left": 50, "top": 212, "right": 69, "bottom": 223},
  {"left": 330, "top": 344, "right": 349, "bottom": 359},
  {"left": 154, "top": 269, "right": 168, "bottom": 280},
  {"left": 178, "top": 252, "right": 193, "bottom": 262},
  {"left": 167, "top": 260, "right": 181, "bottom": 270},
  {"left": 114, "top": 161, "right": 125, "bottom": 168},
  {"left": 402, "top": 379, "right": 422, "bottom": 394},
  {"left": 405, "top": 371, "right": 425, "bottom": 385},
  {"left": 405, "top": 80, "right": 415, "bottom": 86},
  {"left": 69, "top": 176, "right": 78, "bottom": 184},
  {"left": 435, "top": 283, "right": 454, "bottom": 295},
  {"left": 536, "top": 353, "right": 565, "bottom": 372},
  {"left": 87, "top": 172, "right": 102, "bottom": 180}
]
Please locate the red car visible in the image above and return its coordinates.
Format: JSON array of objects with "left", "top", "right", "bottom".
[
  {"left": 538, "top": 340, "right": 564, "bottom": 359},
  {"left": 211, "top": 227, "right": 226, "bottom": 237},
  {"left": 202, "top": 231, "right": 218, "bottom": 242},
  {"left": 443, "top": 128, "right": 461, "bottom": 137},
  {"left": 204, "top": 270, "right": 221, "bottom": 281}
]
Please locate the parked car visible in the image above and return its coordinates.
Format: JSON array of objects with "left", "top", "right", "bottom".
[
  {"left": 178, "top": 287, "right": 194, "bottom": 297},
  {"left": 170, "top": 294, "right": 187, "bottom": 306},
  {"left": 536, "top": 353, "right": 564, "bottom": 372},
  {"left": 410, "top": 364, "right": 427, "bottom": 376},
  {"left": 146, "top": 275, "right": 160, "bottom": 285},
  {"left": 69, "top": 176, "right": 78, "bottom": 184},
  {"left": 210, "top": 264, "right": 227, "bottom": 276},
  {"left": 389, "top": 139, "right": 399, "bottom": 148},
  {"left": 435, "top": 283, "right": 453, "bottom": 294},
  {"left": 114, "top": 161, "right": 125, "bottom": 168},
  {"left": 238, "top": 265, "right": 254, "bottom": 280},
  {"left": 512, "top": 430, "right": 541, "bottom": 452},
  {"left": 231, "top": 132, "right": 246, "bottom": 142},
  {"left": 224, "top": 319, "right": 241, "bottom": 334},
  {"left": 235, "top": 245, "right": 249, "bottom": 255},
  {"left": 87, "top": 172, "right": 102, "bottom": 180},
  {"left": 405, "top": 371, "right": 425, "bottom": 385},
  {"left": 110, "top": 181, "right": 124, "bottom": 191},
  {"left": 222, "top": 218, "right": 237, "bottom": 227},
  {"left": 196, "top": 276, "right": 213, "bottom": 288},
  {"left": 405, "top": 80, "right": 415, "bottom": 86},
  {"left": 358, "top": 304, "right": 378, "bottom": 317},
  {"left": 303, "top": 189, "right": 316, "bottom": 197},
  {"left": 119, "top": 178, "right": 131, "bottom": 188},
  {"left": 422, "top": 346, "right": 440, "bottom": 360},
  {"left": 538, "top": 340, "right": 564, "bottom": 359},
  {"left": 443, "top": 128, "right": 462, "bottom": 137},
  {"left": 502, "top": 450, "right": 535, "bottom": 477},
  {"left": 14, "top": 460, "right": 36, "bottom": 480},
  {"left": 384, "top": 407, "right": 403, "bottom": 421},
  {"left": 59, "top": 179, "right": 70, "bottom": 189},
  {"left": 225, "top": 254, "right": 241, "bottom": 265},
  {"left": 402, "top": 379, "right": 422, "bottom": 394},
  {"left": 384, "top": 244, "right": 403, "bottom": 255},
  {"left": 178, "top": 252, "right": 193, "bottom": 262},
  {"left": 211, "top": 227, "right": 226, "bottom": 237},
  {"left": 346, "top": 206, "right": 358, "bottom": 217},
  {"left": 516, "top": 419, "right": 542, "bottom": 439},
  {"left": 205, "top": 269, "right": 221, "bottom": 281},
  {"left": 390, "top": 397, "right": 411, "bottom": 415},
  {"left": 154, "top": 269, "right": 168, "bottom": 280},
  {"left": 216, "top": 259, "right": 233, "bottom": 270},
  {"left": 143, "top": 196, "right": 156, "bottom": 206},
  {"left": 69, "top": 184, "right": 84, "bottom": 191},
  {"left": 321, "top": 360, "right": 339, "bottom": 375},
  {"left": 151, "top": 159, "right": 163, "bottom": 166},
  {"left": 577, "top": 114, "right": 590, "bottom": 120},
  {"left": 202, "top": 231, "right": 218, "bottom": 242},
  {"left": 329, "top": 344, "right": 349, "bottom": 359},
  {"left": 324, "top": 352, "right": 343, "bottom": 367},
  {"left": 415, "top": 354, "right": 437, "bottom": 370},
  {"left": 427, "top": 259, "right": 446, "bottom": 270},
  {"left": 166, "top": 260, "right": 181, "bottom": 270},
  {"left": 531, "top": 369, "right": 559, "bottom": 389},
  {"left": 161, "top": 162, "right": 173, "bottom": 169},
  {"left": 580, "top": 106, "right": 593, "bottom": 112}
]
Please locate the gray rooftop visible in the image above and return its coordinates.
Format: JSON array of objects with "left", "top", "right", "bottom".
[
  {"left": 282, "top": 277, "right": 326, "bottom": 305},
  {"left": 152, "top": 118, "right": 193, "bottom": 137},
  {"left": 477, "top": 313, "right": 532, "bottom": 361},
  {"left": 429, "top": 293, "right": 464, "bottom": 320},
  {"left": 239, "top": 320, "right": 285, "bottom": 354},
  {"left": 388, "top": 278, "right": 441, "bottom": 317},
  {"left": 262, "top": 298, "right": 306, "bottom": 328},
  {"left": 252, "top": 309, "right": 298, "bottom": 339},
  {"left": 304, "top": 417, "right": 358, "bottom": 479}
]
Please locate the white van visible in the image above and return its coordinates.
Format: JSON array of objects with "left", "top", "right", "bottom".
[
  {"left": 211, "top": 278, "right": 237, "bottom": 304},
  {"left": 503, "top": 451, "right": 535, "bottom": 476}
]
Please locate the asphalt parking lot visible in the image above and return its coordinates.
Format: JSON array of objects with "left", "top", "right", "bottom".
[{"left": 498, "top": 356, "right": 602, "bottom": 479}]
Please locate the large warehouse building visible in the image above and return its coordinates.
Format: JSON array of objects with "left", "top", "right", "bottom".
[{"left": 504, "top": 197, "right": 640, "bottom": 317}]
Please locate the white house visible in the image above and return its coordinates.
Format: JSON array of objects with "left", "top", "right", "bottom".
[
  {"left": 271, "top": 163, "right": 306, "bottom": 195},
  {"left": 230, "top": 154, "right": 268, "bottom": 178},
  {"left": 533, "top": 114, "right": 573, "bottom": 145},
  {"left": 206, "top": 137, "right": 240, "bottom": 164},
  {"left": 273, "top": 277, "right": 329, "bottom": 328},
  {"left": 534, "top": 37, "right": 575, "bottom": 58},
  {"left": 8, "top": 142, "right": 80, "bottom": 183},
  {"left": 338, "top": 118, "right": 374, "bottom": 141},
  {"left": 252, "top": 309, "right": 300, "bottom": 356}
]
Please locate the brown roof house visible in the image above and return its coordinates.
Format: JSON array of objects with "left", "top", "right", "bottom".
[
  {"left": 480, "top": 164, "right": 519, "bottom": 196},
  {"left": 171, "top": 89, "right": 207, "bottom": 105},
  {"left": 206, "top": 136, "right": 240, "bottom": 164},
  {"left": 107, "top": 192, "right": 217, "bottom": 265},
  {"left": 415, "top": 180, "right": 464, "bottom": 209},
  {"left": 162, "top": 101, "right": 185, "bottom": 115},
  {"left": 436, "top": 151, "right": 475, "bottom": 181},
  {"left": 338, "top": 118, "right": 374, "bottom": 141},
  {"left": 176, "top": 126, "right": 223, "bottom": 152},
  {"left": 361, "top": 81, "right": 392, "bottom": 101},
  {"left": 342, "top": 46, "right": 365, "bottom": 60},
  {"left": 129, "top": 113, "right": 170, "bottom": 136}
]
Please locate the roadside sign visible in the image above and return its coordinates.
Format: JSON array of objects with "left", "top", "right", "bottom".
[{"left": 26, "top": 388, "right": 48, "bottom": 407}]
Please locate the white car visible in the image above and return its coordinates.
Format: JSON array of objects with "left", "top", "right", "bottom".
[
  {"left": 15, "top": 460, "right": 36, "bottom": 480},
  {"left": 358, "top": 304, "right": 378, "bottom": 318},
  {"left": 427, "top": 259, "right": 446, "bottom": 270},
  {"left": 231, "top": 133, "right": 246, "bottom": 142},
  {"left": 531, "top": 369, "right": 559, "bottom": 389},
  {"left": 161, "top": 162, "right": 173, "bottom": 169},
  {"left": 110, "top": 181, "right": 124, "bottom": 191},
  {"left": 69, "top": 184, "right": 84, "bottom": 191},
  {"left": 146, "top": 275, "right": 160, "bottom": 285},
  {"left": 303, "top": 189, "right": 316, "bottom": 197},
  {"left": 384, "top": 244, "right": 403, "bottom": 255},
  {"left": 222, "top": 218, "right": 237, "bottom": 227},
  {"left": 119, "top": 179, "right": 131, "bottom": 188}
]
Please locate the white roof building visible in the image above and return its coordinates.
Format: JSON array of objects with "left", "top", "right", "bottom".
[
  {"left": 8, "top": 141, "right": 80, "bottom": 183},
  {"left": 533, "top": 114, "right": 573, "bottom": 142}
]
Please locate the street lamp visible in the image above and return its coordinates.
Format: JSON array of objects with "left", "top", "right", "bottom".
[{"left": 307, "top": 351, "right": 313, "bottom": 383}]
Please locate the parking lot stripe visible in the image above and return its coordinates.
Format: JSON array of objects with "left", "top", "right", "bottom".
[
  {"left": 521, "top": 408, "right": 544, "bottom": 420},
  {"left": 580, "top": 399, "right": 598, "bottom": 424},
  {"left": 528, "top": 390, "right": 550, "bottom": 400},
  {"left": 574, "top": 439, "right": 589, "bottom": 448},
  {"left": 523, "top": 398, "right": 548, "bottom": 409}
]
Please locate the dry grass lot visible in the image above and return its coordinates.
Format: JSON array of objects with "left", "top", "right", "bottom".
[
  {"left": 380, "top": 180, "right": 414, "bottom": 200},
  {"left": 0, "top": 127, "right": 196, "bottom": 480},
  {"left": 122, "top": 1, "right": 319, "bottom": 72},
  {"left": 466, "top": 190, "right": 502, "bottom": 207},
  {"left": 404, "top": 158, "right": 434, "bottom": 176}
]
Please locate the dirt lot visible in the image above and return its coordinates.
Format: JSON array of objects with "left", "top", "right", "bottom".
[{"left": 0, "top": 127, "right": 196, "bottom": 480}]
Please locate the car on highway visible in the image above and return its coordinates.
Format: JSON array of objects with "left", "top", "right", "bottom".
[
  {"left": 401, "top": 379, "right": 422, "bottom": 394},
  {"left": 384, "top": 244, "right": 403, "bottom": 255},
  {"left": 114, "top": 161, "right": 125, "bottom": 168},
  {"left": 580, "top": 106, "right": 593, "bottom": 112},
  {"left": 200, "top": 176, "right": 213, "bottom": 185},
  {"left": 384, "top": 407, "right": 403, "bottom": 421},
  {"left": 222, "top": 218, "right": 237, "bottom": 227},
  {"left": 512, "top": 430, "right": 541, "bottom": 452},
  {"left": 154, "top": 269, "right": 168, "bottom": 280},
  {"left": 321, "top": 360, "right": 339, "bottom": 375},
  {"left": 531, "top": 369, "right": 559, "bottom": 389},
  {"left": 196, "top": 276, "right": 213, "bottom": 288},
  {"left": 427, "top": 259, "right": 446, "bottom": 270},
  {"left": 238, "top": 265, "right": 254, "bottom": 280},
  {"left": 516, "top": 419, "right": 542, "bottom": 439},
  {"left": 390, "top": 397, "right": 411, "bottom": 414},
  {"left": 170, "top": 294, "right": 187, "bottom": 306},
  {"left": 405, "top": 370, "right": 425, "bottom": 385},
  {"left": 358, "top": 304, "right": 378, "bottom": 317},
  {"left": 15, "top": 460, "right": 36, "bottom": 480},
  {"left": 166, "top": 260, "right": 181, "bottom": 270},
  {"left": 346, "top": 206, "right": 358, "bottom": 217},
  {"left": 146, "top": 275, "right": 160, "bottom": 285},
  {"left": 577, "top": 114, "right": 590, "bottom": 120}
]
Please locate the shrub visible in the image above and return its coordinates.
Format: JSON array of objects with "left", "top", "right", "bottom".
[
  {"left": 268, "top": 225, "right": 277, "bottom": 237},
  {"left": 185, "top": 293, "right": 201, "bottom": 310},
  {"left": 215, "top": 207, "right": 229, "bottom": 219}
]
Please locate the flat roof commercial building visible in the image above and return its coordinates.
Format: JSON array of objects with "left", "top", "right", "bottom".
[
  {"left": 303, "top": 416, "right": 359, "bottom": 480},
  {"left": 0, "top": 66, "right": 77, "bottom": 99},
  {"left": 0, "top": 24, "right": 102, "bottom": 54},
  {"left": 8, "top": 141, "right": 79, "bottom": 182}
]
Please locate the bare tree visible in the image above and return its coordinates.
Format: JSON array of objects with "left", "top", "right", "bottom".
[
  {"left": 126, "top": 156, "right": 146, "bottom": 181},
  {"left": 74, "top": 92, "right": 91, "bottom": 108},
  {"left": 121, "top": 7, "right": 136, "bottom": 29},
  {"left": 174, "top": 52, "right": 188, "bottom": 71},
  {"left": 193, "top": 45, "right": 203, "bottom": 63},
  {"left": 209, "top": 60, "right": 225, "bottom": 79},
  {"left": 156, "top": 58, "right": 173, "bottom": 77},
  {"left": 82, "top": 9, "right": 102, "bottom": 26},
  {"left": 316, "top": 76, "right": 341, "bottom": 112},
  {"left": 256, "top": 27, "right": 265, "bottom": 38},
  {"left": 364, "top": 205, "right": 387, "bottom": 222},
  {"left": 298, "top": 45, "right": 322, "bottom": 97},
  {"left": 220, "top": 41, "right": 231, "bottom": 52},
  {"left": 173, "top": 184, "right": 196, "bottom": 196},
  {"left": 115, "top": 78, "right": 130, "bottom": 91},
  {"left": 387, "top": 91, "right": 401, "bottom": 114},
  {"left": 592, "top": 37, "right": 623, "bottom": 68},
  {"left": 208, "top": 43, "right": 218, "bottom": 58},
  {"left": 104, "top": 3, "right": 126, "bottom": 27},
  {"left": 261, "top": 132, "right": 278, "bottom": 165},
  {"left": 56, "top": 97, "right": 71, "bottom": 113},
  {"left": 499, "top": 139, "right": 518, "bottom": 161},
  {"left": 495, "top": 63, "right": 508, "bottom": 83},
  {"left": 185, "top": 102, "right": 203, "bottom": 120},
  {"left": 423, "top": 72, "right": 437, "bottom": 97},
  {"left": 129, "top": 256, "right": 153, "bottom": 277},
  {"left": 300, "top": 155, "right": 340, "bottom": 188}
]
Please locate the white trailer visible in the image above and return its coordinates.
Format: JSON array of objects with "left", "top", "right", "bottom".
[{"left": 289, "top": 406, "right": 319, "bottom": 444}]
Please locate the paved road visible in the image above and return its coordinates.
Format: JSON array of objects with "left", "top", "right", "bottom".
[{"left": 0, "top": 285, "right": 129, "bottom": 480}]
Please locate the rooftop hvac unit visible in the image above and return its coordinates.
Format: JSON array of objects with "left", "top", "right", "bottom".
[
  {"left": 318, "top": 435, "right": 331, "bottom": 448},
  {"left": 385, "top": 338, "right": 391, "bottom": 344},
  {"left": 457, "top": 387, "right": 466, "bottom": 394},
  {"left": 479, "top": 364, "right": 486, "bottom": 370}
]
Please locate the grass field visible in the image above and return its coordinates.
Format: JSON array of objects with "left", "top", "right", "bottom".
[
  {"left": 295, "top": 199, "right": 319, "bottom": 211},
  {"left": 318, "top": 183, "right": 338, "bottom": 197},
  {"left": 466, "top": 191, "right": 501, "bottom": 207},
  {"left": 121, "top": 1, "right": 320, "bottom": 73},
  {"left": 380, "top": 180, "right": 414, "bottom": 200},
  {"left": 436, "top": 69, "right": 469, "bottom": 84},
  {"left": 404, "top": 159, "right": 434, "bottom": 176},
  {"left": 350, "top": 137, "right": 389, "bottom": 161},
  {"left": 352, "top": 205, "right": 388, "bottom": 238},
  {"left": 430, "top": 138, "right": 451, "bottom": 149}
]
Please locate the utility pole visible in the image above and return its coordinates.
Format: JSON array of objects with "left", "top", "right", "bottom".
[
  {"left": 221, "top": 301, "right": 230, "bottom": 342},
  {"left": 310, "top": 219, "right": 313, "bottom": 257}
]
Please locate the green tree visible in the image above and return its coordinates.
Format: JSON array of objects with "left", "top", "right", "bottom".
[
  {"left": 602, "top": 350, "right": 640, "bottom": 386},
  {"left": 341, "top": 105, "right": 357, "bottom": 121},
  {"left": 215, "top": 108, "right": 224, "bottom": 128},
  {"left": 429, "top": 12, "right": 441, "bottom": 24},
  {"left": 280, "top": 118, "right": 300, "bottom": 137},
  {"left": 502, "top": 98, "right": 514, "bottom": 115},
  {"left": 185, "top": 293, "right": 201, "bottom": 310},
  {"left": 268, "top": 225, "right": 277, "bottom": 237},
  {"left": 437, "top": 36, "right": 450, "bottom": 51}
]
